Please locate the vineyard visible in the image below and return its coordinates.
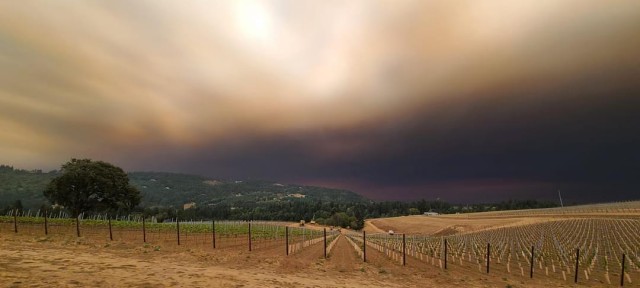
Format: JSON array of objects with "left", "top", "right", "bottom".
[
  {"left": 462, "top": 200, "right": 640, "bottom": 218},
  {"left": 2, "top": 202, "right": 640, "bottom": 287},
  {"left": 0, "top": 213, "right": 338, "bottom": 257},
  {"left": 352, "top": 218, "right": 639, "bottom": 286}
]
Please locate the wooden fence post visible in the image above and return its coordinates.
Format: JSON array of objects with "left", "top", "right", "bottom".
[
  {"left": 142, "top": 217, "right": 146, "bottom": 243},
  {"left": 76, "top": 215, "right": 80, "bottom": 237},
  {"left": 363, "top": 231, "right": 367, "bottom": 262},
  {"left": 402, "top": 234, "right": 406, "bottom": 266},
  {"left": 13, "top": 211, "right": 17, "bottom": 233},
  {"left": 285, "top": 226, "right": 289, "bottom": 255},
  {"left": 212, "top": 220, "right": 216, "bottom": 249},
  {"left": 530, "top": 245, "right": 535, "bottom": 278},
  {"left": 486, "top": 243, "right": 490, "bottom": 273},
  {"left": 44, "top": 210, "right": 48, "bottom": 235},
  {"left": 248, "top": 221, "right": 252, "bottom": 252},
  {"left": 621, "top": 253, "right": 626, "bottom": 286},
  {"left": 574, "top": 248, "right": 579, "bottom": 283},
  {"left": 177, "top": 218, "right": 181, "bottom": 245},
  {"left": 444, "top": 238, "right": 448, "bottom": 269},
  {"left": 108, "top": 218, "right": 113, "bottom": 240},
  {"left": 323, "top": 228, "right": 327, "bottom": 259}
]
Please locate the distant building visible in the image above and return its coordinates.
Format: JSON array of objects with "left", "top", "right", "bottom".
[
  {"left": 423, "top": 211, "right": 439, "bottom": 216},
  {"left": 287, "top": 193, "right": 306, "bottom": 198},
  {"left": 183, "top": 202, "right": 196, "bottom": 210},
  {"left": 203, "top": 180, "right": 222, "bottom": 186}
]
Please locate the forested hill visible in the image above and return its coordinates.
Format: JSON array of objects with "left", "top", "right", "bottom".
[
  {"left": 129, "top": 171, "right": 368, "bottom": 208},
  {"left": 0, "top": 165, "right": 55, "bottom": 208},
  {"left": 0, "top": 165, "right": 369, "bottom": 209}
]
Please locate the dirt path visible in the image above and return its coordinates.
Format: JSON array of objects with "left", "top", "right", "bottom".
[
  {"left": 326, "top": 235, "right": 359, "bottom": 272},
  {"left": 362, "top": 220, "right": 385, "bottom": 233},
  {"left": 368, "top": 215, "right": 534, "bottom": 236}
]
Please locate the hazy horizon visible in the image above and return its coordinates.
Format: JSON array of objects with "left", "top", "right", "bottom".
[{"left": 1, "top": 1, "right": 639, "bottom": 203}]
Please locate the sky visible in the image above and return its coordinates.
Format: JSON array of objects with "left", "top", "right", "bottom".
[{"left": 1, "top": 1, "right": 639, "bottom": 203}]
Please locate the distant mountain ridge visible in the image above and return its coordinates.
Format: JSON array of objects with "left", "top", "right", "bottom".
[{"left": 0, "top": 165, "right": 369, "bottom": 209}]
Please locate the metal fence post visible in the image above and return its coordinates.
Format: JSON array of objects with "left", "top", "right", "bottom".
[
  {"left": 248, "top": 221, "right": 252, "bottom": 251},
  {"left": 13, "top": 211, "right": 17, "bottom": 233}
]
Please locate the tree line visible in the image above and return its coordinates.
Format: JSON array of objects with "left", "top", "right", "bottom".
[{"left": 136, "top": 198, "right": 558, "bottom": 230}]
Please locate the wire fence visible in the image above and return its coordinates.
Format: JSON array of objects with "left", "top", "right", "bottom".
[{"left": 0, "top": 211, "right": 338, "bottom": 257}]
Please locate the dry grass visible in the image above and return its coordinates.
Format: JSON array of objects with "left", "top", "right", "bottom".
[
  {"left": 366, "top": 201, "right": 640, "bottom": 236},
  {"left": 366, "top": 215, "right": 550, "bottom": 236}
]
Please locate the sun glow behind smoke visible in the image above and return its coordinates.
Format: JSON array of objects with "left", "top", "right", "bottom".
[{"left": 233, "top": 1, "right": 275, "bottom": 46}]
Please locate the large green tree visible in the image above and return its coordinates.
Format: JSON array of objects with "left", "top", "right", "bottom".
[{"left": 44, "top": 159, "right": 140, "bottom": 216}]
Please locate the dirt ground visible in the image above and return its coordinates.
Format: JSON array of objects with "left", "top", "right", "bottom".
[{"left": 0, "top": 231, "right": 568, "bottom": 288}]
